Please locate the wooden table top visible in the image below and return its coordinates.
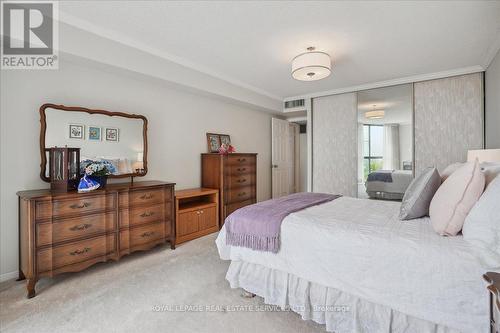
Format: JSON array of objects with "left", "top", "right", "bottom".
[
  {"left": 17, "top": 180, "right": 176, "bottom": 199},
  {"left": 175, "top": 188, "right": 218, "bottom": 199}
]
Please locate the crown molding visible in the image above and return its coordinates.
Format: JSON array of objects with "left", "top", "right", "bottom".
[
  {"left": 284, "top": 65, "right": 485, "bottom": 101},
  {"left": 57, "top": 10, "right": 283, "bottom": 102},
  {"left": 482, "top": 33, "right": 500, "bottom": 69}
]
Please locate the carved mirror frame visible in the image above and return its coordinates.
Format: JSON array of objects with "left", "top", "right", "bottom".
[{"left": 39, "top": 103, "right": 148, "bottom": 182}]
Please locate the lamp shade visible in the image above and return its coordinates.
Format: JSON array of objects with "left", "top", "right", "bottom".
[
  {"left": 292, "top": 49, "right": 331, "bottom": 81},
  {"left": 467, "top": 149, "right": 500, "bottom": 163},
  {"left": 365, "top": 110, "right": 385, "bottom": 119}
]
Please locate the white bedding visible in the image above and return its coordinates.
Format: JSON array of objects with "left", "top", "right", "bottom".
[{"left": 216, "top": 197, "right": 490, "bottom": 333}]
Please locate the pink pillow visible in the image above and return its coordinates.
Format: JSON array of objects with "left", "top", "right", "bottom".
[
  {"left": 440, "top": 162, "right": 463, "bottom": 182},
  {"left": 430, "top": 159, "right": 485, "bottom": 236}
]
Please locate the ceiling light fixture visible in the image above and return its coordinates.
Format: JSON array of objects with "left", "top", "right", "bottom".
[
  {"left": 291, "top": 47, "right": 331, "bottom": 81},
  {"left": 365, "top": 105, "right": 385, "bottom": 119}
]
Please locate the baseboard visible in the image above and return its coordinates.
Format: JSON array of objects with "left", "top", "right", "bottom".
[{"left": 0, "top": 271, "right": 18, "bottom": 283}]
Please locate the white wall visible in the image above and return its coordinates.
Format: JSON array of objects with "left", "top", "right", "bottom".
[
  {"left": 0, "top": 59, "right": 273, "bottom": 280},
  {"left": 486, "top": 49, "right": 500, "bottom": 149}
]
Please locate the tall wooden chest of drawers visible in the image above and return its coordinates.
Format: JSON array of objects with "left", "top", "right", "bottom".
[
  {"left": 17, "top": 181, "right": 175, "bottom": 298},
  {"left": 201, "top": 153, "right": 257, "bottom": 225}
]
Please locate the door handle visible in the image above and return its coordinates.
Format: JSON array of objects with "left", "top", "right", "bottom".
[{"left": 272, "top": 165, "right": 278, "bottom": 168}]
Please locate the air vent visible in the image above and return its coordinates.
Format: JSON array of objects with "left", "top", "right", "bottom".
[
  {"left": 284, "top": 99, "right": 305, "bottom": 109},
  {"left": 283, "top": 98, "right": 308, "bottom": 113}
]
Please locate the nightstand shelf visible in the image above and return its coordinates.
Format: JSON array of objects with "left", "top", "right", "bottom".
[{"left": 175, "top": 188, "right": 219, "bottom": 244}]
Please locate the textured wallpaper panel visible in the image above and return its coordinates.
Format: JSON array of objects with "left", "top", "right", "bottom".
[
  {"left": 414, "top": 73, "right": 483, "bottom": 175},
  {"left": 312, "top": 93, "right": 357, "bottom": 196}
]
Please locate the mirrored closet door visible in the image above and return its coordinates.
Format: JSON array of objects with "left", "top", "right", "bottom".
[{"left": 356, "top": 84, "right": 414, "bottom": 200}]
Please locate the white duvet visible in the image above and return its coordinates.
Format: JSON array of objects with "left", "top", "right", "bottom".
[{"left": 216, "top": 197, "right": 490, "bottom": 333}]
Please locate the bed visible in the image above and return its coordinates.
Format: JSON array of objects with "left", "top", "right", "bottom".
[
  {"left": 216, "top": 196, "right": 490, "bottom": 333},
  {"left": 365, "top": 170, "right": 413, "bottom": 200}
]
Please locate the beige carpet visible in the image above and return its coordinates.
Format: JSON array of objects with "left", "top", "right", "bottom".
[{"left": 0, "top": 233, "right": 324, "bottom": 333}]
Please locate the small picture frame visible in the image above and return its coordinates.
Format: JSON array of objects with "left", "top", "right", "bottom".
[
  {"left": 69, "top": 124, "right": 84, "bottom": 140},
  {"left": 206, "top": 133, "right": 221, "bottom": 153},
  {"left": 88, "top": 126, "right": 101, "bottom": 141},
  {"left": 105, "top": 127, "right": 119, "bottom": 142},
  {"left": 219, "top": 134, "right": 231, "bottom": 146}
]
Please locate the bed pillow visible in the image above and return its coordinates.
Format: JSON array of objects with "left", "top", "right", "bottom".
[
  {"left": 399, "top": 167, "right": 441, "bottom": 220},
  {"left": 480, "top": 162, "right": 500, "bottom": 187},
  {"left": 441, "top": 162, "right": 463, "bottom": 182},
  {"left": 462, "top": 174, "right": 500, "bottom": 268},
  {"left": 429, "top": 160, "right": 485, "bottom": 236}
]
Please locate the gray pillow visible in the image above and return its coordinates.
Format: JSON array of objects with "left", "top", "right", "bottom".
[{"left": 399, "top": 167, "right": 441, "bottom": 220}]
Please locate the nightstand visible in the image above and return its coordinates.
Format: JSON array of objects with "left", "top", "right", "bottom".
[
  {"left": 484, "top": 272, "right": 500, "bottom": 333},
  {"left": 175, "top": 188, "right": 219, "bottom": 244}
]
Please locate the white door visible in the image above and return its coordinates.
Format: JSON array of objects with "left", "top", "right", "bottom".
[{"left": 272, "top": 118, "right": 294, "bottom": 198}]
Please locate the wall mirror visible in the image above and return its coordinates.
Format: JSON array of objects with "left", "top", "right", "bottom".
[
  {"left": 356, "top": 84, "right": 414, "bottom": 200},
  {"left": 40, "top": 104, "right": 148, "bottom": 182}
]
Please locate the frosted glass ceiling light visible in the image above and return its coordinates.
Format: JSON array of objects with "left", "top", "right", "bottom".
[
  {"left": 365, "top": 105, "right": 385, "bottom": 119},
  {"left": 292, "top": 47, "right": 331, "bottom": 81}
]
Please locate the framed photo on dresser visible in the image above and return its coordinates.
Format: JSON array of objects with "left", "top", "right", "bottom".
[{"left": 206, "top": 133, "right": 221, "bottom": 153}]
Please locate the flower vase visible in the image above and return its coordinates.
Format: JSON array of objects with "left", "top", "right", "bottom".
[{"left": 91, "top": 176, "right": 107, "bottom": 188}]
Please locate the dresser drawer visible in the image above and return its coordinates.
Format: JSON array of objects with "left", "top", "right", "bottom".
[
  {"left": 225, "top": 173, "right": 256, "bottom": 189},
  {"left": 124, "top": 204, "right": 165, "bottom": 228},
  {"left": 120, "top": 222, "right": 166, "bottom": 250},
  {"left": 227, "top": 164, "right": 256, "bottom": 176},
  {"left": 227, "top": 155, "right": 256, "bottom": 166},
  {"left": 36, "top": 212, "right": 117, "bottom": 247},
  {"left": 37, "top": 234, "right": 116, "bottom": 273},
  {"left": 225, "top": 186, "right": 254, "bottom": 204},
  {"left": 129, "top": 188, "right": 167, "bottom": 207},
  {"left": 35, "top": 194, "right": 116, "bottom": 220},
  {"left": 225, "top": 199, "right": 254, "bottom": 217}
]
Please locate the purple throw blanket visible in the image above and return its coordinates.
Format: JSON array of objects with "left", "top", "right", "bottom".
[{"left": 225, "top": 192, "right": 340, "bottom": 253}]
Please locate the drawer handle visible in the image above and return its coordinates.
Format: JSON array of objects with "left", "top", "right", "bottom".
[
  {"left": 140, "top": 211, "right": 155, "bottom": 218},
  {"left": 237, "top": 178, "right": 247, "bottom": 183},
  {"left": 70, "top": 202, "right": 91, "bottom": 209},
  {"left": 70, "top": 223, "right": 92, "bottom": 231},
  {"left": 237, "top": 168, "right": 246, "bottom": 172},
  {"left": 140, "top": 194, "right": 153, "bottom": 200},
  {"left": 238, "top": 192, "right": 246, "bottom": 197},
  {"left": 70, "top": 247, "right": 91, "bottom": 256},
  {"left": 141, "top": 231, "right": 155, "bottom": 238},
  {"left": 237, "top": 158, "right": 246, "bottom": 162}
]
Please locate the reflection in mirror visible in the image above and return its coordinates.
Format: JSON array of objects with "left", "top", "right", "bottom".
[
  {"left": 42, "top": 106, "right": 146, "bottom": 180},
  {"left": 357, "top": 84, "right": 413, "bottom": 200}
]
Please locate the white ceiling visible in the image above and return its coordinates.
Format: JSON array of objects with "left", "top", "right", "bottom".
[
  {"left": 59, "top": 1, "right": 500, "bottom": 100},
  {"left": 357, "top": 84, "right": 413, "bottom": 125}
]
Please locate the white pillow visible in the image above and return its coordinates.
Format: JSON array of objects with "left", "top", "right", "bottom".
[
  {"left": 462, "top": 174, "right": 500, "bottom": 269},
  {"left": 480, "top": 162, "right": 500, "bottom": 187}
]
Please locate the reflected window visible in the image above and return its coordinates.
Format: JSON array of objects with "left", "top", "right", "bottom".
[{"left": 363, "top": 124, "right": 383, "bottom": 180}]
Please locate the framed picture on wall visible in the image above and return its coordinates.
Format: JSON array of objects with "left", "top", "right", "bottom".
[
  {"left": 219, "top": 134, "right": 231, "bottom": 146},
  {"left": 206, "top": 133, "right": 221, "bottom": 153},
  {"left": 88, "top": 126, "right": 101, "bottom": 141},
  {"left": 105, "top": 127, "right": 119, "bottom": 142},
  {"left": 68, "top": 124, "right": 85, "bottom": 140}
]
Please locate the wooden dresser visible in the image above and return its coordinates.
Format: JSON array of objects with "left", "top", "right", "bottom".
[
  {"left": 17, "top": 181, "right": 175, "bottom": 298},
  {"left": 201, "top": 153, "right": 257, "bottom": 224}
]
